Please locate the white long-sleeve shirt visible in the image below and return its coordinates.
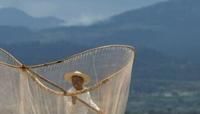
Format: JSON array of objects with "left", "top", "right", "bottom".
[{"left": 64, "top": 87, "right": 100, "bottom": 114}]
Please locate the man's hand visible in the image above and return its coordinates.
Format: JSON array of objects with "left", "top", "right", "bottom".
[
  {"left": 98, "top": 110, "right": 104, "bottom": 114},
  {"left": 72, "top": 96, "right": 76, "bottom": 105}
]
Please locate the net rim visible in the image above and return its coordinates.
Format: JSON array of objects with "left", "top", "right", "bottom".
[{"left": 30, "top": 45, "right": 135, "bottom": 68}]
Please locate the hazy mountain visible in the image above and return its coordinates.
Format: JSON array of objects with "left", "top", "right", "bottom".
[
  {"left": 1, "top": 0, "right": 200, "bottom": 61},
  {"left": 0, "top": 8, "right": 64, "bottom": 30},
  {"left": 97, "top": 0, "right": 200, "bottom": 60},
  {"left": 0, "top": 26, "right": 43, "bottom": 43},
  {"left": 38, "top": 0, "right": 200, "bottom": 62}
]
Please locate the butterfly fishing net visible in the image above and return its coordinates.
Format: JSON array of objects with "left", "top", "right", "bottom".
[{"left": 0, "top": 45, "right": 135, "bottom": 114}]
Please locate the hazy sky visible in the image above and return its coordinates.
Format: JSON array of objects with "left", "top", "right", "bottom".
[{"left": 0, "top": 0, "right": 166, "bottom": 26}]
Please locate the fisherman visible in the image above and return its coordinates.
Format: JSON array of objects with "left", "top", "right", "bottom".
[{"left": 64, "top": 71, "right": 103, "bottom": 114}]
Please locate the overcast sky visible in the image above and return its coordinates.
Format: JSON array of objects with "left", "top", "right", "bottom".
[{"left": 0, "top": 0, "right": 166, "bottom": 26}]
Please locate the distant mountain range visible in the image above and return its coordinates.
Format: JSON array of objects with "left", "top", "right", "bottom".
[
  {"left": 0, "top": 0, "right": 200, "bottom": 80},
  {"left": 32, "top": 0, "right": 200, "bottom": 61},
  {"left": 102, "top": 0, "right": 200, "bottom": 59},
  {"left": 0, "top": 8, "right": 64, "bottom": 30}
]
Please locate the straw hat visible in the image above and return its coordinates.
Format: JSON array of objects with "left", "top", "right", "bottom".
[{"left": 64, "top": 71, "right": 90, "bottom": 84}]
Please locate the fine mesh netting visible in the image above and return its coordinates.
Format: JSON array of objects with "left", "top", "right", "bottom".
[
  {"left": 0, "top": 48, "right": 21, "bottom": 66},
  {"left": 0, "top": 45, "right": 135, "bottom": 114}
]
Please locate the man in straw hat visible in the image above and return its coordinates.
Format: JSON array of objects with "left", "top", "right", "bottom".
[{"left": 64, "top": 71, "right": 103, "bottom": 114}]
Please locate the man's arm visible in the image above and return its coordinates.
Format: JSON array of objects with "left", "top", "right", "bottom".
[
  {"left": 75, "top": 96, "right": 101, "bottom": 113},
  {"left": 87, "top": 92, "right": 105, "bottom": 114},
  {"left": 89, "top": 96, "right": 100, "bottom": 111}
]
